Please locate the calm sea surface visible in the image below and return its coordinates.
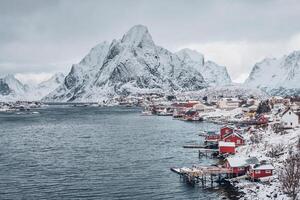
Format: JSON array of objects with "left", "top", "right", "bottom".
[{"left": 0, "top": 105, "right": 239, "bottom": 200}]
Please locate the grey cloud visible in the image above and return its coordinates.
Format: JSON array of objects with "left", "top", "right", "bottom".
[{"left": 1, "top": 0, "right": 300, "bottom": 81}]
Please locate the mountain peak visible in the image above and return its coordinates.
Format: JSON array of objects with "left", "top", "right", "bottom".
[
  {"left": 244, "top": 50, "right": 300, "bottom": 95},
  {"left": 121, "top": 24, "right": 154, "bottom": 47},
  {"left": 0, "top": 74, "right": 16, "bottom": 80},
  {"left": 176, "top": 48, "right": 204, "bottom": 64}
]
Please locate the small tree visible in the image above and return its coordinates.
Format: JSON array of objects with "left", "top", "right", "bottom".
[
  {"left": 249, "top": 132, "right": 262, "bottom": 144},
  {"left": 266, "top": 144, "right": 284, "bottom": 158},
  {"left": 256, "top": 100, "right": 271, "bottom": 114},
  {"left": 279, "top": 154, "right": 300, "bottom": 200},
  {"left": 297, "top": 137, "right": 300, "bottom": 151}
]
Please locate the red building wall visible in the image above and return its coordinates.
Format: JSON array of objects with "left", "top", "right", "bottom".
[
  {"left": 250, "top": 169, "right": 273, "bottom": 179},
  {"left": 206, "top": 135, "right": 220, "bottom": 141},
  {"left": 223, "top": 135, "right": 244, "bottom": 146},
  {"left": 258, "top": 116, "right": 268, "bottom": 124},
  {"left": 224, "top": 161, "right": 247, "bottom": 174},
  {"left": 220, "top": 127, "right": 233, "bottom": 139},
  {"left": 219, "top": 146, "right": 235, "bottom": 154}
]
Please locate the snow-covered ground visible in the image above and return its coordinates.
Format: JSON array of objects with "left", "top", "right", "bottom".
[
  {"left": 244, "top": 50, "right": 300, "bottom": 96},
  {"left": 232, "top": 126, "right": 300, "bottom": 200},
  {"left": 197, "top": 105, "right": 299, "bottom": 199}
]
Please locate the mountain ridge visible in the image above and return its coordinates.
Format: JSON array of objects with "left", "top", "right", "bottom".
[
  {"left": 44, "top": 25, "right": 232, "bottom": 102},
  {"left": 244, "top": 50, "right": 300, "bottom": 96}
]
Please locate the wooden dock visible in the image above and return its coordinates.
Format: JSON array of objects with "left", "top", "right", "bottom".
[
  {"left": 198, "top": 148, "right": 219, "bottom": 157},
  {"left": 183, "top": 144, "right": 206, "bottom": 148},
  {"left": 171, "top": 166, "right": 233, "bottom": 187}
]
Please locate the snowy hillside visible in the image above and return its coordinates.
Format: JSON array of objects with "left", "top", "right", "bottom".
[
  {"left": 34, "top": 73, "right": 65, "bottom": 98},
  {"left": 44, "top": 25, "right": 231, "bottom": 102},
  {"left": 0, "top": 73, "right": 65, "bottom": 102},
  {"left": 176, "top": 49, "right": 232, "bottom": 86},
  {"left": 245, "top": 51, "right": 300, "bottom": 96},
  {"left": 176, "top": 84, "right": 268, "bottom": 101},
  {"left": 0, "top": 74, "right": 29, "bottom": 101}
]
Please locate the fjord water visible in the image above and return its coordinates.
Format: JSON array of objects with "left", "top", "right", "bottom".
[{"left": 0, "top": 106, "right": 237, "bottom": 199}]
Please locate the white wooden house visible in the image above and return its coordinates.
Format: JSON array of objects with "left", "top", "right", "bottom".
[
  {"left": 281, "top": 108, "right": 300, "bottom": 128},
  {"left": 217, "top": 98, "right": 241, "bottom": 110}
]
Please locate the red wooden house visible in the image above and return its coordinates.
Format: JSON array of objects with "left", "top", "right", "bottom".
[
  {"left": 205, "top": 133, "right": 220, "bottom": 142},
  {"left": 219, "top": 141, "right": 235, "bottom": 154},
  {"left": 220, "top": 126, "right": 234, "bottom": 139},
  {"left": 222, "top": 131, "right": 245, "bottom": 146},
  {"left": 172, "top": 102, "right": 198, "bottom": 108},
  {"left": 183, "top": 110, "right": 202, "bottom": 121},
  {"left": 248, "top": 164, "right": 274, "bottom": 180},
  {"left": 224, "top": 157, "right": 259, "bottom": 176},
  {"left": 256, "top": 115, "right": 268, "bottom": 125}
]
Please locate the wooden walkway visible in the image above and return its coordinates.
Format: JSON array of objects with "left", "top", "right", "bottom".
[
  {"left": 179, "top": 166, "right": 232, "bottom": 176},
  {"left": 171, "top": 166, "right": 233, "bottom": 186},
  {"left": 183, "top": 144, "right": 206, "bottom": 148}
]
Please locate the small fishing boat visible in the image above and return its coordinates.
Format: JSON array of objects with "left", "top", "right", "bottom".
[{"left": 141, "top": 110, "right": 153, "bottom": 116}]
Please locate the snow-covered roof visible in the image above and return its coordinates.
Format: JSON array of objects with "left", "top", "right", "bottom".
[
  {"left": 219, "top": 141, "right": 235, "bottom": 147},
  {"left": 248, "top": 105, "right": 258, "bottom": 109},
  {"left": 221, "top": 125, "right": 235, "bottom": 129},
  {"left": 251, "top": 164, "right": 274, "bottom": 170},
  {"left": 226, "top": 156, "right": 259, "bottom": 167},
  {"left": 223, "top": 131, "right": 244, "bottom": 140},
  {"left": 281, "top": 107, "right": 299, "bottom": 117}
]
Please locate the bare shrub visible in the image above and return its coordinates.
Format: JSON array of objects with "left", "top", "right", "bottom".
[
  {"left": 297, "top": 137, "right": 300, "bottom": 151},
  {"left": 249, "top": 132, "right": 262, "bottom": 144},
  {"left": 279, "top": 154, "right": 300, "bottom": 200},
  {"left": 266, "top": 144, "right": 284, "bottom": 158}
]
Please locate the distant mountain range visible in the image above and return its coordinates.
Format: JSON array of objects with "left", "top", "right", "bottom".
[
  {"left": 1, "top": 25, "right": 299, "bottom": 102},
  {"left": 0, "top": 73, "right": 64, "bottom": 102},
  {"left": 244, "top": 50, "right": 300, "bottom": 96},
  {"left": 43, "top": 25, "right": 231, "bottom": 102}
]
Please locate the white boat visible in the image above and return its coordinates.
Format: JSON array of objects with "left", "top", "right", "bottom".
[{"left": 141, "top": 110, "right": 153, "bottom": 116}]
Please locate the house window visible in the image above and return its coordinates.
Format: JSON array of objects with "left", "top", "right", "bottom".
[
  {"left": 289, "top": 112, "right": 291, "bottom": 115},
  {"left": 285, "top": 122, "right": 288, "bottom": 125},
  {"left": 237, "top": 140, "right": 241, "bottom": 144},
  {"left": 238, "top": 167, "right": 244, "bottom": 171},
  {"left": 266, "top": 170, "right": 271, "bottom": 173},
  {"left": 291, "top": 122, "right": 293, "bottom": 126},
  {"left": 255, "top": 170, "right": 261, "bottom": 174}
]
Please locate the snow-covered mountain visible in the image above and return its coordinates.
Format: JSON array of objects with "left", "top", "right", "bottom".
[
  {"left": 176, "top": 48, "right": 231, "bottom": 86},
  {"left": 34, "top": 73, "right": 65, "bottom": 98},
  {"left": 0, "top": 73, "right": 65, "bottom": 101},
  {"left": 176, "top": 84, "right": 268, "bottom": 101},
  {"left": 245, "top": 51, "right": 300, "bottom": 96},
  {"left": 0, "top": 74, "right": 29, "bottom": 101},
  {"left": 44, "top": 25, "right": 231, "bottom": 102}
]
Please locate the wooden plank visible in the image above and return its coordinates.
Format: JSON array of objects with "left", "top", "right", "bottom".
[{"left": 183, "top": 144, "right": 206, "bottom": 148}]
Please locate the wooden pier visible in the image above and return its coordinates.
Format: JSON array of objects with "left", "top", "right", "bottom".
[
  {"left": 198, "top": 148, "right": 219, "bottom": 157},
  {"left": 183, "top": 144, "right": 206, "bottom": 148},
  {"left": 171, "top": 166, "right": 233, "bottom": 187}
]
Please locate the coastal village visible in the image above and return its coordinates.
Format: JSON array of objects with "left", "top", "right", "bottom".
[
  {"left": 133, "top": 94, "right": 300, "bottom": 200},
  {"left": 1, "top": 95, "right": 300, "bottom": 199}
]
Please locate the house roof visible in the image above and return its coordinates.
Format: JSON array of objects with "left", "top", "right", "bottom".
[
  {"left": 221, "top": 125, "right": 235, "bottom": 130},
  {"left": 219, "top": 141, "right": 235, "bottom": 147},
  {"left": 223, "top": 131, "right": 244, "bottom": 140},
  {"left": 281, "top": 107, "right": 299, "bottom": 117},
  {"left": 226, "top": 156, "right": 259, "bottom": 167},
  {"left": 251, "top": 164, "right": 274, "bottom": 170}
]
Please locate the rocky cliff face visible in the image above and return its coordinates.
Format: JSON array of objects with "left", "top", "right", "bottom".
[
  {"left": 245, "top": 51, "right": 300, "bottom": 96},
  {"left": 34, "top": 73, "right": 65, "bottom": 98},
  {"left": 0, "top": 73, "right": 65, "bottom": 101},
  {"left": 0, "top": 74, "right": 29, "bottom": 101},
  {"left": 176, "top": 48, "right": 231, "bottom": 86},
  {"left": 44, "top": 25, "right": 231, "bottom": 102}
]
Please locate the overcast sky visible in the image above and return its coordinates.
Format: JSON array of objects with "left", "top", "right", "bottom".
[{"left": 1, "top": 0, "right": 300, "bottom": 84}]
